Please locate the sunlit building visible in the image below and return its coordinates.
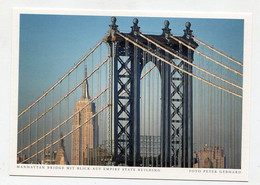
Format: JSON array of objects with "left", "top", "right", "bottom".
[
  {"left": 54, "top": 135, "right": 69, "bottom": 165},
  {"left": 71, "top": 67, "right": 98, "bottom": 165},
  {"left": 193, "top": 144, "right": 226, "bottom": 168}
]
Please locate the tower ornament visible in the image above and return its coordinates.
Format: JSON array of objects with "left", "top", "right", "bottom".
[{"left": 183, "top": 21, "right": 193, "bottom": 40}]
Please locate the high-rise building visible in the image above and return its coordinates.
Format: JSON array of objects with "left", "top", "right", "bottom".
[
  {"left": 55, "top": 134, "right": 69, "bottom": 165},
  {"left": 193, "top": 144, "right": 226, "bottom": 168},
  {"left": 71, "top": 67, "right": 98, "bottom": 165}
]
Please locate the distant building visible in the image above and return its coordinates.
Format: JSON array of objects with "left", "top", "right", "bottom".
[
  {"left": 40, "top": 136, "right": 68, "bottom": 165},
  {"left": 41, "top": 145, "right": 56, "bottom": 165},
  {"left": 140, "top": 135, "right": 161, "bottom": 157},
  {"left": 71, "top": 67, "right": 98, "bottom": 165},
  {"left": 54, "top": 134, "right": 69, "bottom": 165},
  {"left": 17, "top": 154, "right": 28, "bottom": 164},
  {"left": 102, "top": 135, "right": 161, "bottom": 158},
  {"left": 193, "top": 144, "right": 226, "bottom": 168},
  {"left": 83, "top": 147, "right": 109, "bottom": 165}
]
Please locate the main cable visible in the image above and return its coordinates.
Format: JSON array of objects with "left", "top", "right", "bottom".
[
  {"left": 117, "top": 32, "right": 242, "bottom": 98},
  {"left": 139, "top": 33, "right": 242, "bottom": 90},
  {"left": 192, "top": 36, "right": 243, "bottom": 66},
  {"left": 18, "top": 40, "right": 104, "bottom": 118},
  {"left": 170, "top": 35, "right": 242, "bottom": 76},
  {"left": 18, "top": 58, "right": 108, "bottom": 135}
]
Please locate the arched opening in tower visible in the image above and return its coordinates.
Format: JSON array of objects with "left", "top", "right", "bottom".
[{"left": 140, "top": 61, "right": 161, "bottom": 167}]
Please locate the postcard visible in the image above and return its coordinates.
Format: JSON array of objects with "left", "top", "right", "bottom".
[{"left": 10, "top": 8, "right": 252, "bottom": 181}]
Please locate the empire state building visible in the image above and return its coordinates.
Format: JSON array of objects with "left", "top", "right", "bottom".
[{"left": 71, "top": 67, "right": 98, "bottom": 165}]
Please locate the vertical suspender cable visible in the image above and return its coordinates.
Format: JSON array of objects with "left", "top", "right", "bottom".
[
  {"left": 50, "top": 90, "right": 54, "bottom": 164},
  {"left": 73, "top": 68, "right": 77, "bottom": 164},
  {"left": 230, "top": 74, "right": 235, "bottom": 168},
  {"left": 109, "top": 51, "right": 112, "bottom": 157},
  {"left": 218, "top": 66, "right": 221, "bottom": 153},
  {"left": 28, "top": 109, "right": 31, "bottom": 164},
  {"left": 234, "top": 81, "right": 236, "bottom": 168},
  {"left": 104, "top": 52, "right": 107, "bottom": 162},
  {"left": 156, "top": 57, "right": 159, "bottom": 167},
  {"left": 99, "top": 47, "right": 102, "bottom": 165},
  {"left": 66, "top": 75, "right": 69, "bottom": 164},
  {"left": 145, "top": 57, "right": 148, "bottom": 166},
  {"left": 230, "top": 89, "right": 232, "bottom": 168},
  {"left": 142, "top": 52, "right": 146, "bottom": 166},
  {"left": 58, "top": 83, "right": 62, "bottom": 156},
  {"left": 44, "top": 96, "right": 46, "bottom": 164},
  {"left": 21, "top": 116, "right": 24, "bottom": 159},
  {"left": 208, "top": 79, "right": 211, "bottom": 148},
  {"left": 201, "top": 45, "right": 205, "bottom": 151},
  {"left": 36, "top": 103, "right": 38, "bottom": 163},
  {"left": 151, "top": 57, "right": 155, "bottom": 167},
  {"left": 223, "top": 87, "right": 225, "bottom": 168},
  {"left": 148, "top": 63, "right": 151, "bottom": 166},
  {"left": 196, "top": 55, "right": 200, "bottom": 162}
]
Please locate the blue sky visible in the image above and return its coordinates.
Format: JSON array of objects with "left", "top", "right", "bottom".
[{"left": 18, "top": 14, "right": 244, "bottom": 112}]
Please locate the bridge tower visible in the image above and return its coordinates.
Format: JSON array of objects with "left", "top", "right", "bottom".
[{"left": 104, "top": 17, "right": 198, "bottom": 167}]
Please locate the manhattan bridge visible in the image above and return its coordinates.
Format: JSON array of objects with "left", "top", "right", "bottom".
[{"left": 17, "top": 17, "right": 243, "bottom": 169}]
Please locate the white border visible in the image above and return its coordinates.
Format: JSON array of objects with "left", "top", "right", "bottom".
[{"left": 9, "top": 8, "right": 252, "bottom": 182}]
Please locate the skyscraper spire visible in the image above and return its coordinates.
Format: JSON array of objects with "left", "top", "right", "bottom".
[
  {"left": 82, "top": 64, "right": 90, "bottom": 99},
  {"left": 72, "top": 65, "right": 97, "bottom": 165}
]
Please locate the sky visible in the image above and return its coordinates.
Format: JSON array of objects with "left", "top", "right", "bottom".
[{"left": 18, "top": 14, "right": 244, "bottom": 112}]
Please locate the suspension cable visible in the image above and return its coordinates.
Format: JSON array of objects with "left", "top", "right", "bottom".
[
  {"left": 18, "top": 40, "right": 104, "bottom": 118},
  {"left": 192, "top": 36, "right": 243, "bottom": 66},
  {"left": 17, "top": 87, "right": 109, "bottom": 155},
  {"left": 169, "top": 35, "right": 242, "bottom": 76},
  {"left": 139, "top": 33, "right": 242, "bottom": 90},
  {"left": 18, "top": 58, "right": 109, "bottom": 134},
  {"left": 19, "top": 103, "right": 111, "bottom": 164},
  {"left": 141, "top": 65, "right": 156, "bottom": 79},
  {"left": 117, "top": 32, "right": 242, "bottom": 98}
]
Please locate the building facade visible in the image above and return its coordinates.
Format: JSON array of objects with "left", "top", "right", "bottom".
[
  {"left": 41, "top": 145, "right": 56, "bottom": 165},
  {"left": 140, "top": 135, "right": 161, "bottom": 158},
  {"left": 40, "top": 136, "right": 68, "bottom": 165},
  {"left": 55, "top": 135, "right": 69, "bottom": 165},
  {"left": 71, "top": 67, "right": 98, "bottom": 165},
  {"left": 83, "top": 147, "right": 109, "bottom": 165},
  {"left": 193, "top": 144, "right": 226, "bottom": 168}
]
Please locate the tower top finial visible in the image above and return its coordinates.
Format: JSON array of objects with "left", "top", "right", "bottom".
[
  {"left": 164, "top": 20, "right": 170, "bottom": 28},
  {"left": 111, "top": 16, "right": 117, "bottom": 25},
  {"left": 162, "top": 20, "right": 171, "bottom": 38},
  {"left": 185, "top": 22, "right": 191, "bottom": 29},
  {"left": 131, "top": 18, "right": 140, "bottom": 36},
  {"left": 109, "top": 16, "right": 118, "bottom": 33},
  {"left": 183, "top": 21, "right": 193, "bottom": 40},
  {"left": 133, "top": 18, "right": 138, "bottom": 25}
]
